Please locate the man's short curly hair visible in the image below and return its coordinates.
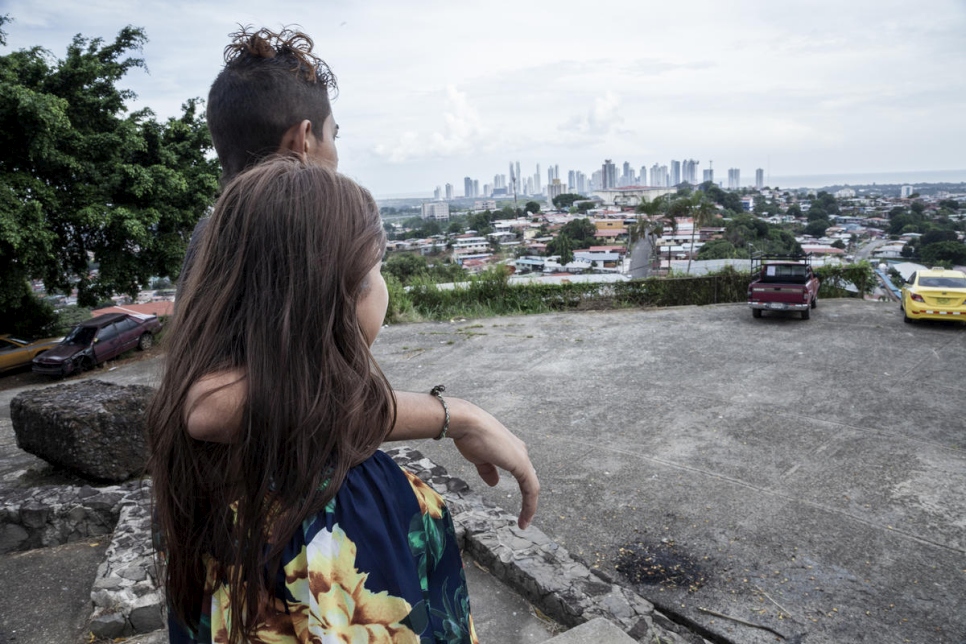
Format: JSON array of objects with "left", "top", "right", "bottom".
[{"left": 207, "top": 27, "right": 338, "bottom": 181}]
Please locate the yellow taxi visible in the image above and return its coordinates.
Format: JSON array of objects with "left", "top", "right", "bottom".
[
  {"left": 900, "top": 267, "right": 966, "bottom": 324},
  {"left": 0, "top": 334, "right": 63, "bottom": 373}
]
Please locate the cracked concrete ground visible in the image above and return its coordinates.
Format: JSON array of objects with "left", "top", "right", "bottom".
[
  {"left": 2, "top": 298, "right": 963, "bottom": 643},
  {"left": 372, "top": 299, "right": 965, "bottom": 644}
]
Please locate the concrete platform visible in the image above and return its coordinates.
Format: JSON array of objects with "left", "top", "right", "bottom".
[
  {"left": 2, "top": 298, "right": 963, "bottom": 643},
  {"left": 372, "top": 300, "right": 966, "bottom": 644}
]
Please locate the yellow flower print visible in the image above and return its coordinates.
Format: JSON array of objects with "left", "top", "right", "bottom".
[
  {"left": 206, "top": 556, "right": 296, "bottom": 644},
  {"left": 285, "top": 525, "right": 418, "bottom": 643},
  {"left": 402, "top": 470, "right": 444, "bottom": 519}
]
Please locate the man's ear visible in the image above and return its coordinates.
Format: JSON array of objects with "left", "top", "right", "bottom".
[{"left": 278, "top": 119, "right": 314, "bottom": 159}]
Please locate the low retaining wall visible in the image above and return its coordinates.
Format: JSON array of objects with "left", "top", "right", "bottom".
[{"left": 0, "top": 450, "right": 708, "bottom": 643}]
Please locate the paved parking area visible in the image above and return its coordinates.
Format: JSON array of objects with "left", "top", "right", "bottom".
[{"left": 374, "top": 299, "right": 966, "bottom": 644}]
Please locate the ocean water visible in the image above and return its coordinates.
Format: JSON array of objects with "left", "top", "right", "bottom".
[{"left": 763, "top": 169, "right": 966, "bottom": 189}]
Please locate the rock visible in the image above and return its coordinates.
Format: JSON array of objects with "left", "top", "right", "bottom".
[
  {"left": 90, "top": 611, "right": 127, "bottom": 639},
  {"left": 10, "top": 380, "right": 155, "bottom": 482}
]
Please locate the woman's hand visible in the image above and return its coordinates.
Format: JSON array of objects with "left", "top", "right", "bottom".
[
  {"left": 447, "top": 398, "right": 540, "bottom": 530},
  {"left": 390, "top": 391, "right": 539, "bottom": 530}
]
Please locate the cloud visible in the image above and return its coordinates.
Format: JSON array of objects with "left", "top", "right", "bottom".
[
  {"left": 373, "top": 85, "right": 489, "bottom": 163},
  {"left": 558, "top": 91, "right": 625, "bottom": 142}
]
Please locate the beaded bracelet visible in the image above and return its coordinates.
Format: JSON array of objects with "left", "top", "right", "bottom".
[{"left": 430, "top": 384, "right": 450, "bottom": 440}]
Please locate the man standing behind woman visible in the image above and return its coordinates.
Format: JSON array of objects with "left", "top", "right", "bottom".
[{"left": 150, "top": 26, "right": 539, "bottom": 642}]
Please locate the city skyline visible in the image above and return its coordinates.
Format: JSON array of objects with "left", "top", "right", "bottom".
[{"left": 5, "top": 0, "right": 964, "bottom": 197}]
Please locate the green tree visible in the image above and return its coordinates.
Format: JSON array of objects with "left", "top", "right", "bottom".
[
  {"left": 0, "top": 19, "right": 219, "bottom": 318},
  {"left": 383, "top": 253, "right": 428, "bottom": 284},
  {"left": 678, "top": 192, "right": 718, "bottom": 274},
  {"left": 921, "top": 230, "right": 958, "bottom": 246},
  {"left": 920, "top": 241, "right": 966, "bottom": 267},
  {"left": 551, "top": 193, "right": 586, "bottom": 209},
  {"left": 549, "top": 232, "right": 575, "bottom": 265},
  {"left": 558, "top": 217, "right": 597, "bottom": 248},
  {"left": 831, "top": 239, "right": 846, "bottom": 250},
  {"left": 524, "top": 200, "right": 540, "bottom": 215},
  {"left": 804, "top": 219, "right": 831, "bottom": 238},
  {"left": 696, "top": 239, "right": 739, "bottom": 260},
  {"left": 786, "top": 203, "right": 803, "bottom": 218}
]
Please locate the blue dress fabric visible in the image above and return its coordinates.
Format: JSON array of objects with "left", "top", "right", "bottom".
[{"left": 168, "top": 450, "right": 477, "bottom": 643}]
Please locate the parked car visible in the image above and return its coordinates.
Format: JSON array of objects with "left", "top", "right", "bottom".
[
  {"left": 900, "top": 268, "right": 966, "bottom": 324},
  {"left": 32, "top": 313, "right": 162, "bottom": 377},
  {"left": 0, "top": 334, "right": 63, "bottom": 373},
  {"left": 747, "top": 254, "right": 821, "bottom": 320}
]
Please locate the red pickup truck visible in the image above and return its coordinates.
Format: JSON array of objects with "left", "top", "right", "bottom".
[{"left": 747, "top": 255, "right": 820, "bottom": 320}]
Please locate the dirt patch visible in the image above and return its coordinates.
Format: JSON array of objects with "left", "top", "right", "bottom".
[{"left": 615, "top": 538, "right": 708, "bottom": 593}]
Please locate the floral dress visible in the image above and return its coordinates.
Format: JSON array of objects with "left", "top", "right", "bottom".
[{"left": 169, "top": 450, "right": 478, "bottom": 643}]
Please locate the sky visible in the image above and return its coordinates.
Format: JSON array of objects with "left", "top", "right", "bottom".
[{"left": 3, "top": 0, "right": 965, "bottom": 198}]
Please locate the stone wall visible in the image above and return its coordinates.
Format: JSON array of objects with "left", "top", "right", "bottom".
[{"left": 0, "top": 450, "right": 708, "bottom": 643}]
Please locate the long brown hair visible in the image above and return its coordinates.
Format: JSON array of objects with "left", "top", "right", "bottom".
[{"left": 148, "top": 156, "right": 394, "bottom": 641}]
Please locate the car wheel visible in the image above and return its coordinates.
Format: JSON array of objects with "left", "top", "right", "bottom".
[
  {"left": 137, "top": 333, "right": 154, "bottom": 351},
  {"left": 903, "top": 310, "right": 914, "bottom": 324},
  {"left": 752, "top": 308, "right": 762, "bottom": 318},
  {"left": 74, "top": 355, "right": 94, "bottom": 373},
  {"left": 802, "top": 308, "right": 810, "bottom": 320}
]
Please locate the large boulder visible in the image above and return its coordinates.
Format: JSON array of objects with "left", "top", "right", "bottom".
[{"left": 11, "top": 380, "right": 155, "bottom": 482}]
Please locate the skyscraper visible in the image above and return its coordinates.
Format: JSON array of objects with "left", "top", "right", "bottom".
[
  {"left": 568, "top": 170, "right": 577, "bottom": 192},
  {"left": 434, "top": 186, "right": 442, "bottom": 200},
  {"left": 703, "top": 169, "right": 714, "bottom": 183},
  {"left": 640, "top": 166, "right": 649, "bottom": 186},
  {"left": 670, "top": 160, "right": 681, "bottom": 186},
  {"left": 464, "top": 176, "right": 474, "bottom": 198},
  {"left": 535, "top": 164, "right": 542, "bottom": 194},
  {"left": 576, "top": 171, "right": 587, "bottom": 195},
  {"left": 681, "top": 159, "right": 700, "bottom": 185},
  {"left": 473, "top": 179, "right": 479, "bottom": 198},
  {"left": 445, "top": 183, "right": 453, "bottom": 200},
  {"left": 728, "top": 168, "right": 741, "bottom": 190},
  {"left": 602, "top": 159, "right": 617, "bottom": 189},
  {"left": 755, "top": 168, "right": 764, "bottom": 190},
  {"left": 516, "top": 161, "right": 522, "bottom": 192}
]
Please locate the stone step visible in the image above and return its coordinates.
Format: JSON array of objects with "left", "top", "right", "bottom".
[{"left": 543, "top": 617, "right": 637, "bottom": 644}]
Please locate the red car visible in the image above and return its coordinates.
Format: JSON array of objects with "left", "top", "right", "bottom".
[{"left": 32, "top": 312, "right": 162, "bottom": 377}]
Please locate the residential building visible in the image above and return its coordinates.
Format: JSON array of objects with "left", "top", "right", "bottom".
[
  {"left": 421, "top": 201, "right": 450, "bottom": 221},
  {"left": 547, "top": 178, "right": 565, "bottom": 202}
]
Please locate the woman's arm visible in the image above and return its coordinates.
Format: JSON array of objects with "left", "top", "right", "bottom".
[
  {"left": 389, "top": 391, "right": 539, "bottom": 530},
  {"left": 184, "top": 376, "right": 540, "bottom": 529}
]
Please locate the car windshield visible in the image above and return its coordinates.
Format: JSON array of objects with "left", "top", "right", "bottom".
[
  {"left": 65, "top": 326, "right": 97, "bottom": 345},
  {"left": 919, "top": 276, "right": 966, "bottom": 289}
]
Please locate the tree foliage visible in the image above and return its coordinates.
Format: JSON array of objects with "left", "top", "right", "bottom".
[
  {"left": 920, "top": 241, "right": 966, "bottom": 267},
  {"left": 551, "top": 193, "right": 586, "bottom": 209},
  {"left": 0, "top": 19, "right": 220, "bottom": 315}
]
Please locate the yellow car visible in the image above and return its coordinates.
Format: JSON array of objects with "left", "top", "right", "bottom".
[
  {"left": 0, "top": 334, "right": 64, "bottom": 373},
  {"left": 900, "top": 268, "right": 966, "bottom": 324}
]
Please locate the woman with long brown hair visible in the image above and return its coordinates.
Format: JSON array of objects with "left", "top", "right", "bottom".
[{"left": 149, "top": 157, "right": 477, "bottom": 643}]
